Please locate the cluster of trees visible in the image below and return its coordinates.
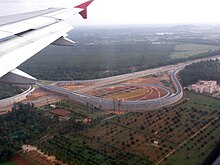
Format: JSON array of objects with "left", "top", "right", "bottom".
[
  {"left": 179, "top": 59, "right": 220, "bottom": 86},
  {"left": 20, "top": 39, "right": 220, "bottom": 81},
  {"left": 0, "top": 103, "right": 58, "bottom": 163},
  {"left": 20, "top": 42, "right": 174, "bottom": 80},
  {"left": 0, "top": 84, "right": 22, "bottom": 100},
  {"left": 18, "top": 26, "right": 220, "bottom": 81}
]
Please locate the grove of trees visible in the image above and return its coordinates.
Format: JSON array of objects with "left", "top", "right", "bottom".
[{"left": 179, "top": 59, "right": 220, "bottom": 86}]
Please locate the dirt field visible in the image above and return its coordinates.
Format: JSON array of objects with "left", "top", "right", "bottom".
[
  {"left": 25, "top": 88, "right": 66, "bottom": 107},
  {"left": 57, "top": 82, "right": 95, "bottom": 90},
  {"left": 122, "top": 73, "right": 171, "bottom": 85},
  {"left": 12, "top": 151, "right": 54, "bottom": 165},
  {"left": 81, "top": 73, "right": 172, "bottom": 101},
  {"left": 88, "top": 85, "right": 168, "bottom": 101},
  {"left": 11, "top": 155, "right": 31, "bottom": 165},
  {"left": 26, "top": 88, "right": 51, "bottom": 100}
]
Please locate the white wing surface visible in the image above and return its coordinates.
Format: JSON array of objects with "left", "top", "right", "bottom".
[{"left": 0, "top": 0, "right": 94, "bottom": 84}]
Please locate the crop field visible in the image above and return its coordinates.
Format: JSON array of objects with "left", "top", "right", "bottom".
[
  {"left": 14, "top": 152, "right": 52, "bottom": 165},
  {"left": 36, "top": 92, "right": 220, "bottom": 165},
  {"left": 57, "top": 82, "right": 95, "bottom": 90},
  {"left": 170, "top": 43, "right": 220, "bottom": 59}
]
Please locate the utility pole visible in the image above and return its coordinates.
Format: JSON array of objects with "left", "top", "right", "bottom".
[
  {"left": 113, "top": 99, "right": 116, "bottom": 113},
  {"left": 117, "top": 99, "right": 121, "bottom": 122}
]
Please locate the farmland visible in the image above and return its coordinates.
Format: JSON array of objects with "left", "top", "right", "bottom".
[
  {"left": 34, "top": 91, "right": 220, "bottom": 165},
  {"left": 170, "top": 44, "right": 220, "bottom": 59}
]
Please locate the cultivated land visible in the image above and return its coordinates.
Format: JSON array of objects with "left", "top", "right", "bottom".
[
  {"left": 170, "top": 44, "right": 220, "bottom": 59},
  {"left": 28, "top": 91, "right": 220, "bottom": 165}
]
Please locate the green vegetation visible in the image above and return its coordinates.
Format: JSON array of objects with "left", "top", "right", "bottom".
[
  {"left": 108, "top": 88, "right": 146, "bottom": 99},
  {"left": 35, "top": 92, "right": 220, "bottom": 165},
  {"left": 179, "top": 59, "right": 220, "bottom": 86},
  {"left": 0, "top": 162, "right": 16, "bottom": 165},
  {"left": 0, "top": 84, "right": 22, "bottom": 100},
  {"left": 170, "top": 44, "right": 220, "bottom": 59},
  {"left": 19, "top": 26, "right": 220, "bottom": 81},
  {"left": 0, "top": 102, "right": 58, "bottom": 163},
  {"left": 1, "top": 92, "right": 220, "bottom": 164},
  {"left": 20, "top": 42, "right": 174, "bottom": 80},
  {"left": 55, "top": 100, "right": 107, "bottom": 120},
  {"left": 160, "top": 80, "right": 170, "bottom": 87},
  {"left": 162, "top": 92, "right": 220, "bottom": 165}
]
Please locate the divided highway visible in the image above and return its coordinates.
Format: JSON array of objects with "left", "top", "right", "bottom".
[
  {"left": 40, "top": 69, "right": 183, "bottom": 111},
  {"left": 40, "top": 54, "right": 220, "bottom": 111},
  {"left": 2, "top": 54, "right": 220, "bottom": 111}
]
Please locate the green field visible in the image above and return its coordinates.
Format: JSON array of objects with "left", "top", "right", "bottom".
[
  {"left": 55, "top": 100, "right": 108, "bottom": 120},
  {"left": 0, "top": 162, "right": 16, "bottom": 165},
  {"left": 161, "top": 92, "right": 220, "bottom": 165},
  {"left": 170, "top": 44, "right": 220, "bottom": 59}
]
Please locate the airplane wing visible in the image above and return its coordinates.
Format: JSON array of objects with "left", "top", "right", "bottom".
[{"left": 0, "top": 0, "right": 94, "bottom": 84}]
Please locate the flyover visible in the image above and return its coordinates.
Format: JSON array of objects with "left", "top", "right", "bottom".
[
  {"left": 40, "top": 54, "right": 220, "bottom": 111},
  {"left": 0, "top": 86, "right": 35, "bottom": 112},
  {"left": 2, "top": 54, "right": 220, "bottom": 111},
  {"left": 49, "top": 55, "right": 220, "bottom": 93},
  {"left": 39, "top": 69, "right": 183, "bottom": 111}
]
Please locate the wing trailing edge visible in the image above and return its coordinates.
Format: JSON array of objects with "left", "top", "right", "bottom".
[
  {"left": 0, "top": 69, "right": 36, "bottom": 84},
  {"left": 0, "top": 0, "right": 94, "bottom": 84},
  {"left": 52, "top": 36, "right": 75, "bottom": 46}
]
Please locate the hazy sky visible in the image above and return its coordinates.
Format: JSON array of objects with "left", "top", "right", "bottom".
[{"left": 0, "top": 0, "right": 220, "bottom": 26}]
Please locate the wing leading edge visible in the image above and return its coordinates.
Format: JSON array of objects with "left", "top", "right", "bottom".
[{"left": 0, "top": 0, "right": 94, "bottom": 84}]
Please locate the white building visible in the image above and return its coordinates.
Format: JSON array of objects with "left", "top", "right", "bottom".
[{"left": 189, "top": 80, "right": 220, "bottom": 94}]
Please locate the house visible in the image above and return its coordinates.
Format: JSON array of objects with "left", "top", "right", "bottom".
[{"left": 51, "top": 109, "right": 71, "bottom": 121}]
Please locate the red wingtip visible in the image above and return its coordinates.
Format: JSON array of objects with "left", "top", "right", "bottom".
[
  {"left": 75, "top": 0, "right": 94, "bottom": 10},
  {"left": 75, "top": 0, "right": 94, "bottom": 19}
]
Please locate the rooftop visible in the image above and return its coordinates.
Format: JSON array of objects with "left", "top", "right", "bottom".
[{"left": 51, "top": 109, "right": 71, "bottom": 117}]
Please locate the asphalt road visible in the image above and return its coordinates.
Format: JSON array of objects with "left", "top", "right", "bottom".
[
  {"left": 2, "top": 54, "right": 220, "bottom": 111},
  {"left": 48, "top": 55, "right": 220, "bottom": 93},
  {"left": 39, "top": 68, "right": 183, "bottom": 111}
]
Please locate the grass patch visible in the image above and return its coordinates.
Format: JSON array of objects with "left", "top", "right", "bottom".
[
  {"left": 55, "top": 100, "right": 107, "bottom": 120},
  {"left": 160, "top": 80, "right": 170, "bottom": 87},
  {"left": 108, "top": 89, "right": 146, "bottom": 100},
  {"left": 170, "top": 44, "right": 220, "bottom": 59},
  {"left": 0, "top": 162, "right": 16, "bottom": 165}
]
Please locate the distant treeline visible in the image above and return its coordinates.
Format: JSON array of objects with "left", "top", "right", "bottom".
[
  {"left": 20, "top": 43, "right": 174, "bottom": 80},
  {"left": 18, "top": 27, "right": 220, "bottom": 81},
  {"left": 179, "top": 59, "right": 220, "bottom": 86},
  {"left": 19, "top": 41, "right": 220, "bottom": 81}
]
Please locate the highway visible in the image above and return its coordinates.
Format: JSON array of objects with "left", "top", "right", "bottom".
[
  {"left": 0, "top": 86, "right": 35, "bottom": 112},
  {"left": 39, "top": 68, "right": 183, "bottom": 111},
  {"left": 49, "top": 55, "right": 220, "bottom": 93},
  {"left": 39, "top": 54, "right": 220, "bottom": 111},
  {"left": 2, "top": 54, "right": 220, "bottom": 111}
]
